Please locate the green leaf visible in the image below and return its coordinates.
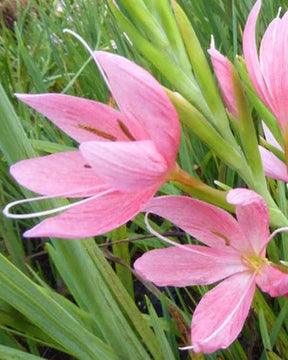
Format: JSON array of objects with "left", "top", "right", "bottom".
[
  {"left": 231, "top": 64, "right": 287, "bottom": 226},
  {"left": 0, "top": 254, "right": 117, "bottom": 360},
  {"left": 117, "top": 0, "right": 169, "bottom": 48},
  {"left": 86, "top": 243, "right": 164, "bottom": 360},
  {"left": 150, "top": 0, "right": 192, "bottom": 72},
  {"left": 269, "top": 299, "right": 288, "bottom": 350},
  {"left": 172, "top": 1, "right": 234, "bottom": 143},
  {"left": 146, "top": 297, "right": 176, "bottom": 360},
  {"left": 107, "top": 0, "right": 210, "bottom": 119},
  {"left": 47, "top": 240, "right": 151, "bottom": 360},
  {"left": 30, "top": 140, "right": 75, "bottom": 154},
  {"left": 253, "top": 290, "right": 288, "bottom": 356},
  {"left": 259, "top": 307, "right": 272, "bottom": 351},
  {"left": 15, "top": 27, "right": 48, "bottom": 94},
  {"left": 165, "top": 88, "right": 252, "bottom": 186},
  {"left": 236, "top": 56, "right": 283, "bottom": 148},
  {"left": 112, "top": 225, "right": 134, "bottom": 298},
  {"left": 0, "top": 345, "right": 44, "bottom": 360}
]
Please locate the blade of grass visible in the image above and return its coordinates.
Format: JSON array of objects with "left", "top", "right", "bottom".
[
  {"left": 0, "top": 345, "right": 44, "bottom": 360},
  {"left": 0, "top": 253, "right": 117, "bottom": 360},
  {"left": 112, "top": 225, "right": 134, "bottom": 298}
]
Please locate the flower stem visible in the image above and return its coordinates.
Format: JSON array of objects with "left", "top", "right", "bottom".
[{"left": 170, "top": 165, "right": 234, "bottom": 212}]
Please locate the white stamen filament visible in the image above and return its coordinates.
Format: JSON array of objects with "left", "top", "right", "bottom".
[
  {"left": 268, "top": 227, "right": 288, "bottom": 242},
  {"left": 210, "top": 35, "right": 215, "bottom": 49},
  {"left": 3, "top": 188, "right": 114, "bottom": 219},
  {"left": 63, "top": 29, "right": 113, "bottom": 96},
  {"left": 277, "top": 7, "right": 282, "bottom": 18},
  {"left": 63, "top": 29, "right": 94, "bottom": 58},
  {"left": 257, "top": 227, "right": 288, "bottom": 256},
  {"left": 144, "top": 213, "right": 216, "bottom": 258},
  {"left": 179, "top": 273, "right": 256, "bottom": 351}
]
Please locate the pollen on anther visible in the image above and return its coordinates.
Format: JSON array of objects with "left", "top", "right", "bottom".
[
  {"left": 78, "top": 124, "right": 117, "bottom": 141},
  {"left": 211, "top": 231, "right": 231, "bottom": 246},
  {"left": 117, "top": 119, "right": 136, "bottom": 141}
]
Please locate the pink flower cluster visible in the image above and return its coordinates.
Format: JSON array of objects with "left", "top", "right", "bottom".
[{"left": 4, "top": 0, "right": 288, "bottom": 354}]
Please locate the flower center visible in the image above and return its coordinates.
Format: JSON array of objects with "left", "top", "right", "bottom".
[{"left": 242, "top": 254, "right": 268, "bottom": 274}]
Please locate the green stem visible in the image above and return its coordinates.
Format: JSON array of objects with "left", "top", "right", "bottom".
[
  {"left": 112, "top": 225, "right": 134, "bottom": 298},
  {"left": 172, "top": 0, "right": 238, "bottom": 147},
  {"left": 170, "top": 165, "right": 234, "bottom": 212},
  {"left": 166, "top": 88, "right": 255, "bottom": 188},
  {"left": 231, "top": 65, "right": 288, "bottom": 228}
]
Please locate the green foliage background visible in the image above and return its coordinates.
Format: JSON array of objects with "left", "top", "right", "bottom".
[{"left": 0, "top": 0, "right": 288, "bottom": 359}]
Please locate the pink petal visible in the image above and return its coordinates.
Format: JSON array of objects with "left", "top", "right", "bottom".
[
  {"left": 262, "top": 122, "right": 282, "bottom": 151},
  {"left": 259, "top": 17, "right": 281, "bottom": 116},
  {"left": 10, "top": 151, "right": 109, "bottom": 197},
  {"left": 208, "top": 46, "right": 238, "bottom": 118},
  {"left": 134, "top": 245, "right": 245, "bottom": 287},
  {"left": 24, "top": 188, "right": 156, "bottom": 239},
  {"left": 191, "top": 272, "right": 255, "bottom": 353},
  {"left": 144, "top": 196, "right": 251, "bottom": 253},
  {"left": 256, "top": 264, "right": 288, "bottom": 297},
  {"left": 93, "top": 51, "right": 180, "bottom": 167},
  {"left": 15, "top": 93, "right": 129, "bottom": 143},
  {"left": 270, "top": 12, "right": 288, "bottom": 130},
  {"left": 276, "top": 12, "right": 288, "bottom": 127},
  {"left": 243, "top": 0, "right": 274, "bottom": 111},
  {"left": 80, "top": 140, "right": 168, "bottom": 192},
  {"left": 259, "top": 146, "right": 288, "bottom": 182},
  {"left": 227, "top": 189, "right": 270, "bottom": 255}
]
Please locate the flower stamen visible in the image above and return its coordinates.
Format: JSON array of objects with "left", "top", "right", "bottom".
[
  {"left": 78, "top": 123, "right": 117, "bottom": 141},
  {"left": 242, "top": 254, "right": 267, "bottom": 275},
  {"left": 117, "top": 119, "right": 136, "bottom": 141}
]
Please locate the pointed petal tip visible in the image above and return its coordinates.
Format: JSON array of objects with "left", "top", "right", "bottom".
[
  {"left": 227, "top": 188, "right": 263, "bottom": 206},
  {"left": 14, "top": 93, "right": 29, "bottom": 101},
  {"left": 23, "top": 226, "right": 41, "bottom": 239},
  {"left": 251, "top": 0, "right": 262, "bottom": 12}
]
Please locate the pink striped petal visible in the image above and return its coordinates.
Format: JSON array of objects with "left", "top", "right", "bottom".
[
  {"left": 93, "top": 51, "right": 180, "bottom": 167},
  {"left": 277, "top": 12, "right": 288, "bottom": 126},
  {"left": 144, "top": 196, "right": 250, "bottom": 253},
  {"left": 134, "top": 245, "right": 245, "bottom": 287},
  {"left": 80, "top": 140, "right": 168, "bottom": 192},
  {"left": 10, "top": 152, "right": 109, "bottom": 197},
  {"left": 243, "top": 0, "right": 274, "bottom": 111},
  {"left": 191, "top": 272, "right": 255, "bottom": 353},
  {"left": 256, "top": 264, "right": 288, "bottom": 297},
  {"left": 262, "top": 122, "right": 282, "bottom": 151},
  {"left": 259, "top": 17, "right": 281, "bottom": 116},
  {"left": 24, "top": 188, "right": 156, "bottom": 239},
  {"left": 259, "top": 146, "right": 288, "bottom": 182},
  {"left": 227, "top": 189, "right": 270, "bottom": 255},
  {"left": 208, "top": 45, "right": 238, "bottom": 118},
  {"left": 15, "top": 94, "right": 128, "bottom": 143}
]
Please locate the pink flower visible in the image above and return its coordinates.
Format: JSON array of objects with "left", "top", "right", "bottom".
[
  {"left": 134, "top": 189, "right": 288, "bottom": 353},
  {"left": 4, "top": 51, "right": 180, "bottom": 238},
  {"left": 208, "top": 38, "right": 238, "bottom": 118},
  {"left": 259, "top": 123, "right": 288, "bottom": 182},
  {"left": 243, "top": 0, "right": 288, "bottom": 141}
]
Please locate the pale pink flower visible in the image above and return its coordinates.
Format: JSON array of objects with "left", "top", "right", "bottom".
[
  {"left": 4, "top": 51, "right": 180, "bottom": 238},
  {"left": 134, "top": 189, "right": 288, "bottom": 353},
  {"left": 243, "top": 0, "right": 288, "bottom": 140},
  {"left": 208, "top": 38, "right": 238, "bottom": 118},
  {"left": 259, "top": 123, "right": 288, "bottom": 182}
]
